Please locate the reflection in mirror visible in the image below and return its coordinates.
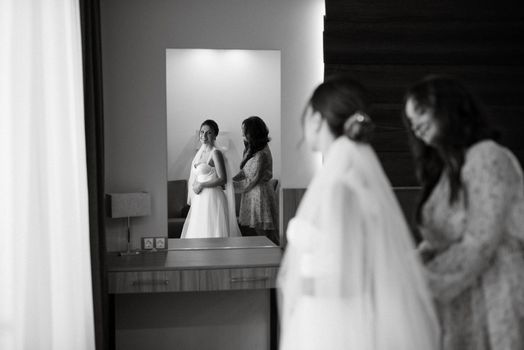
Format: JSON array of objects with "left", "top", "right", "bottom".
[
  {"left": 167, "top": 236, "right": 279, "bottom": 251},
  {"left": 166, "top": 49, "right": 281, "bottom": 246}
]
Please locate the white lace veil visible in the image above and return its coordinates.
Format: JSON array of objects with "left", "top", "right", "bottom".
[
  {"left": 277, "top": 137, "right": 440, "bottom": 350},
  {"left": 215, "top": 133, "right": 242, "bottom": 237},
  {"left": 220, "top": 144, "right": 242, "bottom": 237}
]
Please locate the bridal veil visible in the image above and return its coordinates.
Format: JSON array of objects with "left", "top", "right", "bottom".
[{"left": 278, "top": 137, "right": 440, "bottom": 350}]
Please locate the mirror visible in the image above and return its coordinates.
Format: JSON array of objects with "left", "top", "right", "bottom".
[{"left": 166, "top": 48, "right": 281, "bottom": 247}]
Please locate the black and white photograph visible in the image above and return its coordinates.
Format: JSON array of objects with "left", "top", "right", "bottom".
[{"left": 2, "top": 1, "right": 524, "bottom": 349}]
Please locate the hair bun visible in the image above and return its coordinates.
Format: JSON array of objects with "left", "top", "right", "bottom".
[{"left": 343, "top": 112, "right": 374, "bottom": 143}]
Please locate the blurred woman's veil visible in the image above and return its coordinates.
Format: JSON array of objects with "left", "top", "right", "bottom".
[
  {"left": 216, "top": 132, "right": 242, "bottom": 237},
  {"left": 277, "top": 138, "right": 440, "bottom": 350}
]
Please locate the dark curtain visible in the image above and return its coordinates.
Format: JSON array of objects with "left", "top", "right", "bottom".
[{"left": 79, "top": 0, "right": 109, "bottom": 349}]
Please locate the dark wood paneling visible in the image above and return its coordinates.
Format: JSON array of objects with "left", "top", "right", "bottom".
[
  {"left": 324, "top": 30, "right": 524, "bottom": 65},
  {"left": 325, "top": 0, "right": 524, "bottom": 191},
  {"left": 282, "top": 188, "right": 307, "bottom": 248},
  {"left": 394, "top": 187, "right": 421, "bottom": 229},
  {"left": 375, "top": 140, "right": 524, "bottom": 187},
  {"left": 369, "top": 105, "right": 524, "bottom": 153},
  {"left": 376, "top": 152, "right": 418, "bottom": 187},
  {"left": 281, "top": 186, "right": 423, "bottom": 243},
  {"left": 324, "top": 65, "right": 524, "bottom": 107},
  {"left": 489, "top": 108, "right": 524, "bottom": 151},
  {"left": 324, "top": 20, "right": 524, "bottom": 41},
  {"left": 326, "top": 0, "right": 524, "bottom": 21},
  {"left": 510, "top": 150, "right": 524, "bottom": 169},
  {"left": 369, "top": 105, "right": 410, "bottom": 153}
]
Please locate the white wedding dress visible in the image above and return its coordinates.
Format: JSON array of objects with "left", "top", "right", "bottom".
[
  {"left": 181, "top": 145, "right": 241, "bottom": 239},
  {"left": 277, "top": 137, "right": 440, "bottom": 350}
]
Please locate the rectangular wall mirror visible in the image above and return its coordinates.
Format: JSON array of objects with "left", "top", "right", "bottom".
[{"left": 166, "top": 48, "right": 281, "bottom": 247}]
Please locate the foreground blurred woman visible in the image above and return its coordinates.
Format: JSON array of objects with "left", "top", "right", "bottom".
[
  {"left": 277, "top": 76, "right": 440, "bottom": 350},
  {"left": 403, "top": 75, "right": 524, "bottom": 350}
]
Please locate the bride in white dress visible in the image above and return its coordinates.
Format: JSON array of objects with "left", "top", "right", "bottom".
[
  {"left": 277, "top": 77, "right": 440, "bottom": 350},
  {"left": 181, "top": 120, "right": 241, "bottom": 239}
]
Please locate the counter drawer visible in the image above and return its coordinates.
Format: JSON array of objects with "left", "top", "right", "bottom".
[{"left": 108, "top": 267, "right": 279, "bottom": 294}]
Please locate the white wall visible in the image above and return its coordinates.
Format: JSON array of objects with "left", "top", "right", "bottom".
[
  {"left": 101, "top": 0, "right": 324, "bottom": 250},
  {"left": 166, "top": 49, "right": 281, "bottom": 181}
]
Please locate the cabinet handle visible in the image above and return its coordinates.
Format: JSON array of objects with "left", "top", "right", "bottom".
[
  {"left": 230, "top": 276, "right": 269, "bottom": 283},
  {"left": 132, "top": 280, "right": 169, "bottom": 286}
]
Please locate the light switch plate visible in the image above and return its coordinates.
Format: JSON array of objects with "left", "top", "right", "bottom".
[
  {"left": 142, "top": 237, "right": 154, "bottom": 250},
  {"left": 155, "top": 237, "right": 167, "bottom": 250}
]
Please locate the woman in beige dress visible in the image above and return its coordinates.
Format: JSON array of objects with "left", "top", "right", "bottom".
[
  {"left": 403, "top": 75, "right": 524, "bottom": 349},
  {"left": 233, "top": 116, "right": 279, "bottom": 244}
]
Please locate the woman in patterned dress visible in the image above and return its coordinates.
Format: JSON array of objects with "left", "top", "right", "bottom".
[
  {"left": 233, "top": 116, "right": 279, "bottom": 244},
  {"left": 403, "top": 75, "right": 524, "bottom": 350}
]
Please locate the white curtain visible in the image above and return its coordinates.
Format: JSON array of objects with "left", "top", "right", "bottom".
[{"left": 0, "top": 0, "right": 95, "bottom": 349}]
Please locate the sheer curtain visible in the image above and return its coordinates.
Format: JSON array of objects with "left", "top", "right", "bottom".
[{"left": 0, "top": 0, "right": 95, "bottom": 349}]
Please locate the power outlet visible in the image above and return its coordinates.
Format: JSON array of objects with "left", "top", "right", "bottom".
[
  {"left": 142, "top": 237, "right": 155, "bottom": 250},
  {"left": 154, "top": 237, "right": 167, "bottom": 250},
  {"left": 141, "top": 237, "right": 167, "bottom": 251}
]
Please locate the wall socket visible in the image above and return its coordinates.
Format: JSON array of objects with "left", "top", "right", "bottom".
[{"left": 141, "top": 237, "right": 168, "bottom": 251}]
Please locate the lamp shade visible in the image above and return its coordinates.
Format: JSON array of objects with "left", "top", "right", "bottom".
[{"left": 107, "top": 192, "right": 151, "bottom": 218}]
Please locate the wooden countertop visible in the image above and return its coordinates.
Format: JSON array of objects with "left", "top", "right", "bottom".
[
  {"left": 167, "top": 236, "right": 276, "bottom": 250},
  {"left": 107, "top": 236, "right": 282, "bottom": 272}
]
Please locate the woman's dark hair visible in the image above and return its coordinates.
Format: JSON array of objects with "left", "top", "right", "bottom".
[
  {"left": 201, "top": 119, "right": 219, "bottom": 136},
  {"left": 402, "top": 75, "right": 498, "bottom": 224},
  {"left": 305, "top": 75, "right": 374, "bottom": 143},
  {"left": 240, "top": 116, "right": 270, "bottom": 169}
]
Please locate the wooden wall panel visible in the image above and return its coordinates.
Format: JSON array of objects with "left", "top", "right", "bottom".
[
  {"left": 325, "top": 0, "right": 524, "bottom": 21},
  {"left": 394, "top": 187, "right": 421, "bottom": 229},
  {"left": 324, "top": 20, "right": 524, "bottom": 65},
  {"left": 369, "top": 106, "right": 409, "bottom": 152},
  {"left": 281, "top": 2, "right": 524, "bottom": 243},
  {"left": 376, "top": 152, "right": 418, "bottom": 187},
  {"left": 491, "top": 108, "right": 524, "bottom": 151},
  {"left": 281, "top": 187, "right": 422, "bottom": 243},
  {"left": 324, "top": 65, "right": 524, "bottom": 107},
  {"left": 324, "top": 1, "right": 524, "bottom": 188},
  {"left": 367, "top": 105, "right": 524, "bottom": 154},
  {"left": 282, "top": 188, "right": 307, "bottom": 248}
]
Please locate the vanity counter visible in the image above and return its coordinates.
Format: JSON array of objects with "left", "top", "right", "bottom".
[
  {"left": 108, "top": 236, "right": 281, "bottom": 350},
  {"left": 108, "top": 237, "right": 281, "bottom": 272},
  {"left": 107, "top": 236, "right": 282, "bottom": 294}
]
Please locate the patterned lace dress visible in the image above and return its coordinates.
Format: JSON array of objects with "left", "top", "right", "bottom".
[
  {"left": 233, "top": 145, "right": 278, "bottom": 231},
  {"left": 420, "top": 140, "right": 524, "bottom": 350}
]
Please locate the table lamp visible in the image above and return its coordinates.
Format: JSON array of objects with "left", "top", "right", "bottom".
[{"left": 107, "top": 192, "right": 151, "bottom": 256}]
